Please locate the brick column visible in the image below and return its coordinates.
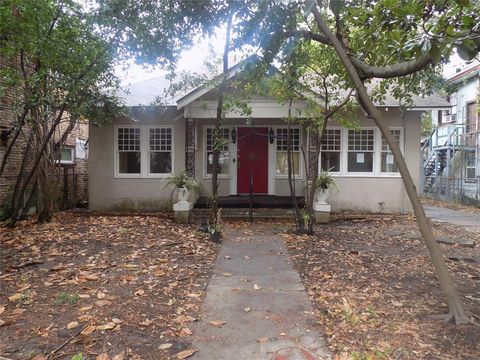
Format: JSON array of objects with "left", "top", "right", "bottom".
[
  {"left": 308, "top": 128, "right": 319, "bottom": 180},
  {"left": 185, "top": 118, "right": 196, "bottom": 177}
]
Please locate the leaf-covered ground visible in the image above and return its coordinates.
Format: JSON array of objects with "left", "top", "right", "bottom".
[
  {"left": 284, "top": 213, "right": 480, "bottom": 360},
  {"left": 0, "top": 212, "right": 220, "bottom": 360}
]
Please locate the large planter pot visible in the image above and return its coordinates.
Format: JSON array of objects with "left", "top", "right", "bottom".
[
  {"left": 177, "top": 187, "right": 191, "bottom": 203},
  {"left": 315, "top": 187, "right": 331, "bottom": 204}
]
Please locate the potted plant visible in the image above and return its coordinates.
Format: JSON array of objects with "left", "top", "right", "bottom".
[
  {"left": 166, "top": 172, "right": 200, "bottom": 203},
  {"left": 314, "top": 170, "right": 336, "bottom": 204}
]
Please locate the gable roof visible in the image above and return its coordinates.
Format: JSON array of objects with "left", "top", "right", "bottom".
[
  {"left": 447, "top": 63, "right": 480, "bottom": 85},
  {"left": 115, "top": 58, "right": 450, "bottom": 110}
]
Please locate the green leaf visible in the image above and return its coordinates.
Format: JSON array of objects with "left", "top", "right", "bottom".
[
  {"left": 71, "top": 354, "right": 83, "bottom": 360},
  {"left": 457, "top": 39, "right": 478, "bottom": 60},
  {"left": 429, "top": 43, "right": 442, "bottom": 64},
  {"left": 421, "top": 40, "right": 432, "bottom": 55}
]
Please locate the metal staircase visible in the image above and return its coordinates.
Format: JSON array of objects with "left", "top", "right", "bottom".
[{"left": 421, "top": 125, "right": 472, "bottom": 193}]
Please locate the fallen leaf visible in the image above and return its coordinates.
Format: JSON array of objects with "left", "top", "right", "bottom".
[
  {"left": 97, "top": 322, "right": 116, "bottom": 331},
  {"left": 257, "top": 336, "right": 269, "bottom": 343},
  {"left": 67, "top": 321, "right": 79, "bottom": 329},
  {"left": 0, "top": 306, "right": 5, "bottom": 316},
  {"left": 12, "top": 308, "right": 26, "bottom": 315},
  {"left": 96, "top": 353, "right": 110, "bottom": 360},
  {"left": 79, "top": 306, "right": 93, "bottom": 312},
  {"left": 223, "top": 272, "right": 233, "bottom": 277},
  {"left": 177, "top": 327, "right": 192, "bottom": 336},
  {"left": 244, "top": 307, "right": 252, "bottom": 313},
  {"left": 244, "top": 256, "right": 251, "bottom": 260},
  {"left": 253, "top": 284, "right": 261, "bottom": 290},
  {"left": 17, "top": 284, "right": 31, "bottom": 292},
  {"left": 135, "top": 289, "right": 145, "bottom": 296},
  {"left": 176, "top": 349, "right": 197, "bottom": 359},
  {"left": 209, "top": 319, "right": 226, "bottom": 327},
  {"left": 81, "top": 325, "right": 96, "bottom": 335},
  {"left": 8, "top": 293, "right": 23, "bottom": 302},
  {"left": 140, "top": 318, "right": 153, "bottom": 326},
  {"left": 159, "top": 343, "right": 173, "bottom": 350},
  {"left": 224, "top": 255, "right": 232, "bottom": 259},
  {"left": 95, "top": 300, "right": 112, "bottom": 307},
  {"left": 112, "top": 353, "right": 125, "bottom": 360}
]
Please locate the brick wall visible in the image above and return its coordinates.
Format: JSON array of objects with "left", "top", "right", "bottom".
[{"left": 0, "top": 55, "right": 89, "bottom": 210}]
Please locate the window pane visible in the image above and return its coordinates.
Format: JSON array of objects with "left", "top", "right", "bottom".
[
  {"left": 276, "top": 128, "right": 300, "bottom": 151},
  {"left": 348, "top": 129, "right": 374, "bottom": 151},
  {"left": 118, "top": 128, "right": 140, "bottom": 151},
  {"left": 207, "top": 150, "right": 229, "bottom": 174},
  {"left": 347, "top": 152, "right": 373, "bottom": 172},
  {"left": 322, "top": 129, "right": 341, "bottom": 151},
  {"left": 321, "top": 152, "right": 340, "bottom": 172},
  {"left": 60, "top": 148, "right": 73, "bottom": 162},
  {"left": 150, "top": 152, "right": 171, "bottom": 174},
  {"left": 276, "top": 151, "right": 300, "bottom": 175},
  {"left": 119, "top": 152, "right": 141, "bottom": 173},
  {"left": 381, "top": 153, "right": 397, "bottom": 172}
]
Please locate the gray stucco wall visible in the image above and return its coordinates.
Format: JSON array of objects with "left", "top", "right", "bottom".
[
  {"left": 89, "top": 106, "right": 421, "bottom": 213},
  {"left": 89, "top": 108, "right": 185, "bottom": 211}
]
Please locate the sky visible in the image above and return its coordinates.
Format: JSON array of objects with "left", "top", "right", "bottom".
[
  {"left": 115, "top": 31, "right": 479, "bottom": 87},
  {"left": 116, "top": 33, "right": 227, "bottom": 86}
]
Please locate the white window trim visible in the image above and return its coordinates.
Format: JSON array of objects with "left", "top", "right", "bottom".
[
  {"left": 345, "top": 126, "right": 377, "bottom": 176},
  {"left": 273, "top": 125, "right": 304, "bottom": 180},
  {"left": 318, "top": 126, "right": 404, "bottom": 178},
  {"left": 57, "top": 146, "right": 75, "bottom": 165},
  {"left": 319, "top": 126, "right": 342, "bottom": 174},
  {"left": 379, "top": 127, "right": 404, "bottom": 176},
  {"left": 114, "top": 125, "right": 174, "bottom": 179},
  {"left": 202, "top": 125, "right": 232, "bottom": 180}
]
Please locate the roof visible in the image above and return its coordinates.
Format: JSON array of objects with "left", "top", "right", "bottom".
[
  {"left": 115, "top": 59, "right": 450, "bottom": 110},
  {"left": 375, "top": 92, "right": 450, "bottom": 108},
  {"left": 447, "top": 63, "right": 480, "bottom": 85},
  {"left": 116, "top": 75, "right": 178, "bottom": 107}
]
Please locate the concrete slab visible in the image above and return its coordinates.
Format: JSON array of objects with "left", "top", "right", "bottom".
[
  {"left": 191, "top": 225, "right": 331, "bottom": 360},
  {"left": 424, "top": 206, "right": 480, "bottom": 228}
]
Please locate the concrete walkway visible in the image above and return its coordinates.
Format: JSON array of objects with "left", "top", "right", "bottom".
[
  {"left": 424, "top": 205, "right": 480, "bottom": 232},
  {"left": 191, "top": 225, "right": 331, "bottom": 360}
]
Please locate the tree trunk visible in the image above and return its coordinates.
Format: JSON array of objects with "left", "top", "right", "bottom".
[
  {"left": 212, "top": 14, "right": 233, "bottom": 228},
  {"left": 313, "top": 8, "right": 469, "bottom": 324}
]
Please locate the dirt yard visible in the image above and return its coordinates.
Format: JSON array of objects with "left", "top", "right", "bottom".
[
  {"left": 0, "top": 212, "right": 220, "bottom": 360},
  {"left": 284, "top": 213, "right": 480, "bottom": 360}
]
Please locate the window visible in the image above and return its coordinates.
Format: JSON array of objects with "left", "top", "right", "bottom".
[
  {"left": 75, "top": 138, "right": 88, "bottom": 159},
  {"left": 381, "top": 129, "right": 401, "bottom": 173},
  {"left": 321, "top": 129, "right": 341, "bottom": 172},
  {"left": 206, "top": 127, "right": 230, "bottom": 175},
  {"left": 276, "top": 128, "right": 300, "bottom": 176},
  {"left": 149, "top": 128, "right": 172, "bottom": 174},
  {"left": 465, "top": 151, "right": 476, "bottom": 181},
  {"left": 347, "top": 129, "right": 374, "bottom": 172},
  {"left": 56, "top": 147, "right": 74, "bottom": 164},
  {"left": 118, "top": 127, "right": 141, "bottom": 174},
  {"left": 115, "top": 126, "right": 174, "bottom": 177}
]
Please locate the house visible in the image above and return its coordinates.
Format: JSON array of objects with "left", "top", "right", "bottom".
[
  {"left": 421, "top": 62, "right": 479, "bottom": 204},
  {"left": 89, "top": 63, "right": 448, "bottom": 214},
  {"left": 0, "top": 55, "right": 89, "bottom": 215}
]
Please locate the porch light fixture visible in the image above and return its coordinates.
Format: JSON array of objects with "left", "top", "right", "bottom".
[
  {"left": 268, "top": 127, "right": 275, "bottom": 144},
  {"left": 231, "top": 128, "right": 236, "bottom": 144}
]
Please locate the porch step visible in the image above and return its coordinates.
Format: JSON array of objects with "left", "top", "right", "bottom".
[
  {"left": 195, "top": 195, "right": 304, "bottom": 209},
  {"left": 193, "top": 208, "right": 295, "bottom": 220}
]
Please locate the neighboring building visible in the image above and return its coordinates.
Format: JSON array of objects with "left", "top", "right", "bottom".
[
  {"left": 89, "top": 62, "right": 447, "bottom": 213},
  {"left": 422, "top": 63, "right": 479, "bottom": 204},
  {"left": 0, "top": 55, "right": 89, "bottom": 215}
]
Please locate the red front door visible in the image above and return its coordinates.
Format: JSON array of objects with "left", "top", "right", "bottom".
[{"left": 237, "top": 127, "right": 269, "bottom": 194}]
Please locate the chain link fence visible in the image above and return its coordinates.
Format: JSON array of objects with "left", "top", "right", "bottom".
[{"left": 424, "top": 176, "right": 480, "bottom": 206}]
